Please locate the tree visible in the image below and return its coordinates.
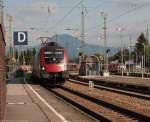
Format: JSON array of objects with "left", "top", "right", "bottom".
[
  {"left": 109, "top": 48, "right": 129, "bottom": 63},
  {"left": 24, "top": 49, "right": 32, "bottom": 65},
  {"left": 19, "top": 51, "right": 23, "bottom": 64},
  {"left": 32, "top": 48, "right": 36, "bottom": 56},
  {"left": 123, "top": 48, "right": 129, "bottom": 61},
  {"left": 109, "top": 50, "right": 121, "bottom": 63},
  {"left": 15, "top": 50, "right": 18, "bottom": 61},
  {"left": 110, "top": 33, "right": 150, "bottom": 67},
  {"left": 134, "top": 33, "right": 148, "bottom": 56},
  {"left": 134, "top": 32, "right": 150, "bottom": 67}
]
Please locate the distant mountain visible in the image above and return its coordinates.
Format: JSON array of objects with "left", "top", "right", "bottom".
[
  {"left": 11, "top": 34, "right": 118, "bottom": 59},
  {"left": 48, "top": 34, "right": 118, "bottom": 59}
]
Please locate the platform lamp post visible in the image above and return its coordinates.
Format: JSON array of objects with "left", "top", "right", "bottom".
[
  {"left": 98, "top": 36, "right": 104, "bottom": 74},
  {"left": 135, "top": 52, "right": 138, "bottom": 68},
  {"left": 142, "top": 55, "right": 144, "bottom": 78},
  {"left": 117, "top": 27, "right": 127, "bottom": 77},
  {"left": 106, "top": 49, "right": 110, "bottom": 71},
  {"left": 142, "top": 43, "right": 146, "bottom": 77},
  {"left": 77, "top": 48, "right": 80, "bottom": 64},
  {"left": 128, "top": 46, "right": 131, "bottom": 73},
  {"left": 101, "top": 12, "right": 107, "bottom": 72}
]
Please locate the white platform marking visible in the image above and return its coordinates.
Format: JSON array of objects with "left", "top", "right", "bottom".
[{"left": 23, "top": 78, "right": 69, "bottom": 122}]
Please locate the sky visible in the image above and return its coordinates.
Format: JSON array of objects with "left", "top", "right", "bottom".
[{"left": 4, "top": 0, "right": 150, "bottom": 48}]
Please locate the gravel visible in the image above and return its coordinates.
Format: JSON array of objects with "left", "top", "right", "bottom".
[
  {"left": 53, "top": 88, "right": 136, "bottom": 122},
  {"left": 64, "top": 81, "right": 150, "bottom": 117}
]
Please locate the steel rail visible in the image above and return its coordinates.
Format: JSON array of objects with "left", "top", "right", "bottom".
[{"left": 60, "top": 85, "right": 150, "bottom": 121}]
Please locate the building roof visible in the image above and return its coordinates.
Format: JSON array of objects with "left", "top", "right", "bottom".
[{"left": 82, "top": 55, "right": 100, "bottom": 63}]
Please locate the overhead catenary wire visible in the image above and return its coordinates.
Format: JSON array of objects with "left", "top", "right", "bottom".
[
  {"left": 5, "top": 0, "right": 140, "bottom": 32},
  {"left": 49, "top": 0, "right": 82, "bottom": 31},
  {"left": 4, "top": 5, "right": 96, "bottom": 9},
  {"left": 5, "top": 0, "right": 150, "bottom": 45},
  {"left": 88, "top": 0, "right": 150, "bottom": 31},
  {"left": 96, "top": 0, "right": 136, "bottom": 6},
  {"left": 4, "top": 1, "right": 134, "bottom": 9}
]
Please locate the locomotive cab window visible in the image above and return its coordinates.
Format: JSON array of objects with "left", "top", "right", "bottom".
[{"left": 44, "top": 50, "right": 64, "bottom": 63}]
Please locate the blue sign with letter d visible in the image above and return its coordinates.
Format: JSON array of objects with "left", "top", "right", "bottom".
[{"left": 14, "top": 31, "right": 28, "bottom": 45}]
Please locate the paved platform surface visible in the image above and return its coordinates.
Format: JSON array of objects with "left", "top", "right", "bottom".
[
  {"left": 5, "top": 78, "right": 48, "bottom": 122},
  {"left": 80, "top": 75, "right": 150, "bottom": 87},
  {"left": 5, "top": 77, "right": 96, "bottom": 122}
]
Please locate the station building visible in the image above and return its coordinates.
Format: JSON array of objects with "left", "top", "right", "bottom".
[{"left": 0, "top": 2, "right": 6, "bottom": 120}]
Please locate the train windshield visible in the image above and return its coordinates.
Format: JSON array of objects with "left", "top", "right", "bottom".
[{"left": 44, "top": 51, "right": 64, "bottom": 63}]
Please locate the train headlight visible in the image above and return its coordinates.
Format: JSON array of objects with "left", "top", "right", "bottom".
[{"left": 42, "top": 66, "right": 45, "bottom": 71}]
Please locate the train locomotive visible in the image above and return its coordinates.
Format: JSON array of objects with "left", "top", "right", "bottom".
[{"left": 32, "top": 41, "right": 69, "bottom": 85}]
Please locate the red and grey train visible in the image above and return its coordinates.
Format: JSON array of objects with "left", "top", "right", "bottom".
[{"left": 32, "top": 42, "right": 69, "bottom": 85}]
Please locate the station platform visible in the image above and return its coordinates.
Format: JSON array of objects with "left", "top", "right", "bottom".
[
  {"left": 80, "top": 75, "right": 150, "bottom": 87},
  {"left": 69, "top": 73, "right": 150, "bottom": 94},
  {"left": 4, "top": 76, "right": 96, "bottom": 122},
  {"left": 70, "top": 73, "right": 150, "bottom": 86},
  {"left": 5, "top": 77, "right": 48, "bottom": 122}
]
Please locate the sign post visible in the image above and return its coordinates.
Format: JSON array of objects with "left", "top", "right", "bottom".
[
  {"left": 89, "top": 81, "right": 94, "bottom": 91},
  {"left": 13, "top": 31, "right": 28, "bottom": 65}
]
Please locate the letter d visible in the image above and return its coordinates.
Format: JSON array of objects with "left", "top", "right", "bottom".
[{"left": 18, "top": 32, "right": 26, "bottom": 42}]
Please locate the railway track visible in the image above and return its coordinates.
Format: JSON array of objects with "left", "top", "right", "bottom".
[
  {"left": 50, "top": 88, "right": 111, "bottom": 122},
  {"left": 69, "top": 79, "right": 150, "bottom": 100},
  {"left": 40, "top": 81, "right": 150, "bottom": 122},
  {"left": 66, "top": 80, "right": 150, "bottom": 117},
  {"left": 50, "top": 88, "right": 138, "bottom": 121},
  {"left": 40, "top": 83, "right": 109, "bottom": 121}
]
